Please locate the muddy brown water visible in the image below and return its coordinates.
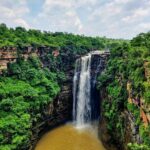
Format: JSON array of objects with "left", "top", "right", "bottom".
[{"left": 35, "top": 124, "right": 106, "bottom": 150}]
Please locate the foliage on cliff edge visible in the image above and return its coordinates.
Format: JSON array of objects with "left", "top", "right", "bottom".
[{"left": 97, "top": 32, "right": 150, "bottom": 149}]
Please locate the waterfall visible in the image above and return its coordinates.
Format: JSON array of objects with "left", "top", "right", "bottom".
[
  {"left": 73, "top": 52, "right": 106, "bottom": 128},
  {"left": 73, "top": 54, "right": 92, "bottom": 127}
]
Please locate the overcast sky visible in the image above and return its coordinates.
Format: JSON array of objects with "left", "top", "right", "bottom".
[{"left": 0, "top": 0, "right": 150, "bottom": 39}]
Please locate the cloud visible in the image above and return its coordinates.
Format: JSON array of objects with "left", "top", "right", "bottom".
[
  {"left": 89, "top": 2, "right": 122, "bottom": 22},
  {"left": 14, "top": 18, "right": 29, "bottom": 29},
  {"left": 75, "top": 0, "right": 98, "bottom": 7},
  {"left": 122, "top": 6, "right": 150, "bottom": 23},
  {"left": 0, "top": 0, "right": 150, "bottom": 39},
  {"left": 84, "top": 0, "right": 150, "bottom": 38},
  {"left": 0, "top": 0, "right": 30, "bottom": 28},
  {"left": 35, "top": 0, "right": 84, "bottom": 33}
]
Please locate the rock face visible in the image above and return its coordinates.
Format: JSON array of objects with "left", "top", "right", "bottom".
[
  {"left": 0, "top": 46, "right": 61, "bottom": 73},
  {"left": 123, "top": 110, "right": 141, "bottom": 149},
  {"left": 99, "top": 91, "right": 141, "bottom": 150},
  {"left": 91, "top": 53, "right": 109, "bottom": 121},
  {"left": 0, "top": 48, "right": 17, "bottom": 73},
  {"left": 98, "top": 88, "right": 119, "bottom": 150}
]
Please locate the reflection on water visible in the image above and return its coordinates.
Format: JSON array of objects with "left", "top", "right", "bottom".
[{"left": 35, "top": 124, "right": 106, "bottom": 150}]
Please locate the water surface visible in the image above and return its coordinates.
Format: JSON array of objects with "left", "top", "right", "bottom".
[{"left": 35, "top": 124, "right": 106, "bottom": 150}]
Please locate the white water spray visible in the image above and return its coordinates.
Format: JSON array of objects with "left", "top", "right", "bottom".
[{"left": 73, "top": 54, "right": 92, "bottom": 128}]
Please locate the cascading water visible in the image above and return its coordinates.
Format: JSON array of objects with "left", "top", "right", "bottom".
[
  {"left": 73, "top": 54, "right": 92, "bottom": 127},
  {"left": 73, "top": 51, "right": 106, "bottom": 128}
]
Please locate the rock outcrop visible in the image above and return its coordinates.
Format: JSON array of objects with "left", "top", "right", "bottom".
[
  {"left": 0, "top": 47, "right": 17, "bottom": 73},
  {"left": 0, "top": 46, "right": 60, "bottom": 73}
]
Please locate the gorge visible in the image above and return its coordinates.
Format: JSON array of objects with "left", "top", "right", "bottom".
[
  {"left": 0, "top": 24, "right": 150, "bottom": 150},
  {"left": 35, "top": 51, "right": 108, "bottom": 150}
]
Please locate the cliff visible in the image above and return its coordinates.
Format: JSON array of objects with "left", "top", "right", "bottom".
[
  {"left": 0, "top": 48, "right": 111, "bottom": 149},
  {"left": 0, "top": 46, "right": 73, "bottom": 150},
  {"left": 99, "top": 58, "right": 150, "bottom": 150},
  {"left": 0, "top": 47, "right": 17, "bottom": 72},
  {"left": 30, "top": 82, "right": 73, "bottom": 149},
  {"left": 0, "top": 46, "right": 60, "bottom": 73}
]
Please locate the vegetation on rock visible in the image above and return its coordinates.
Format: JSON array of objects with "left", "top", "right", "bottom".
[{"left": 97, "top": 32, "right": 150, "bottom": 149}]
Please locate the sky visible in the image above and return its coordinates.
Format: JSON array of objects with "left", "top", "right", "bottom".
[{"left": 0, "top": 0, "right": 150, "bottom": 39}]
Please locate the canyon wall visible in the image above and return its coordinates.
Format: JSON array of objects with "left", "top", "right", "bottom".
[
  {"left": 99, "top": 60, "right": 150, "bottom": 150},
  {"left": 0, "top": 47, "right": 111, "bottom": 150},
  {"left": 0, "top": 47, "right": 73, "bottom": 149},
  {"left": 0, "top": 47, "right": 60, "bottom": 73},
  {"left": 30, "top": 74, "right": 73, "bottom": 150}
]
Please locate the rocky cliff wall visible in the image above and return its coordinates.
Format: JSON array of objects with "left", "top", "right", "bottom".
[
  {"left": 0, "top": 46, "right": 59, "bottom": 73},
  {"left": 0, "top": 48, "right": 17, "bottom": 72},
  {"left": 99, "top": 60, "right": 150, "bottom": 150},
  {"left": 91, "top": 53, "right": 109, "bottom": 121}
]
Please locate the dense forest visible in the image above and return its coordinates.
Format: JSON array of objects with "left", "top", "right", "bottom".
[
  {"left": 0, "top": 23, "right": 150, "bottom": 150},
  {"left": 0, "top": 23, "right": 125, "bottom": 50}
]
